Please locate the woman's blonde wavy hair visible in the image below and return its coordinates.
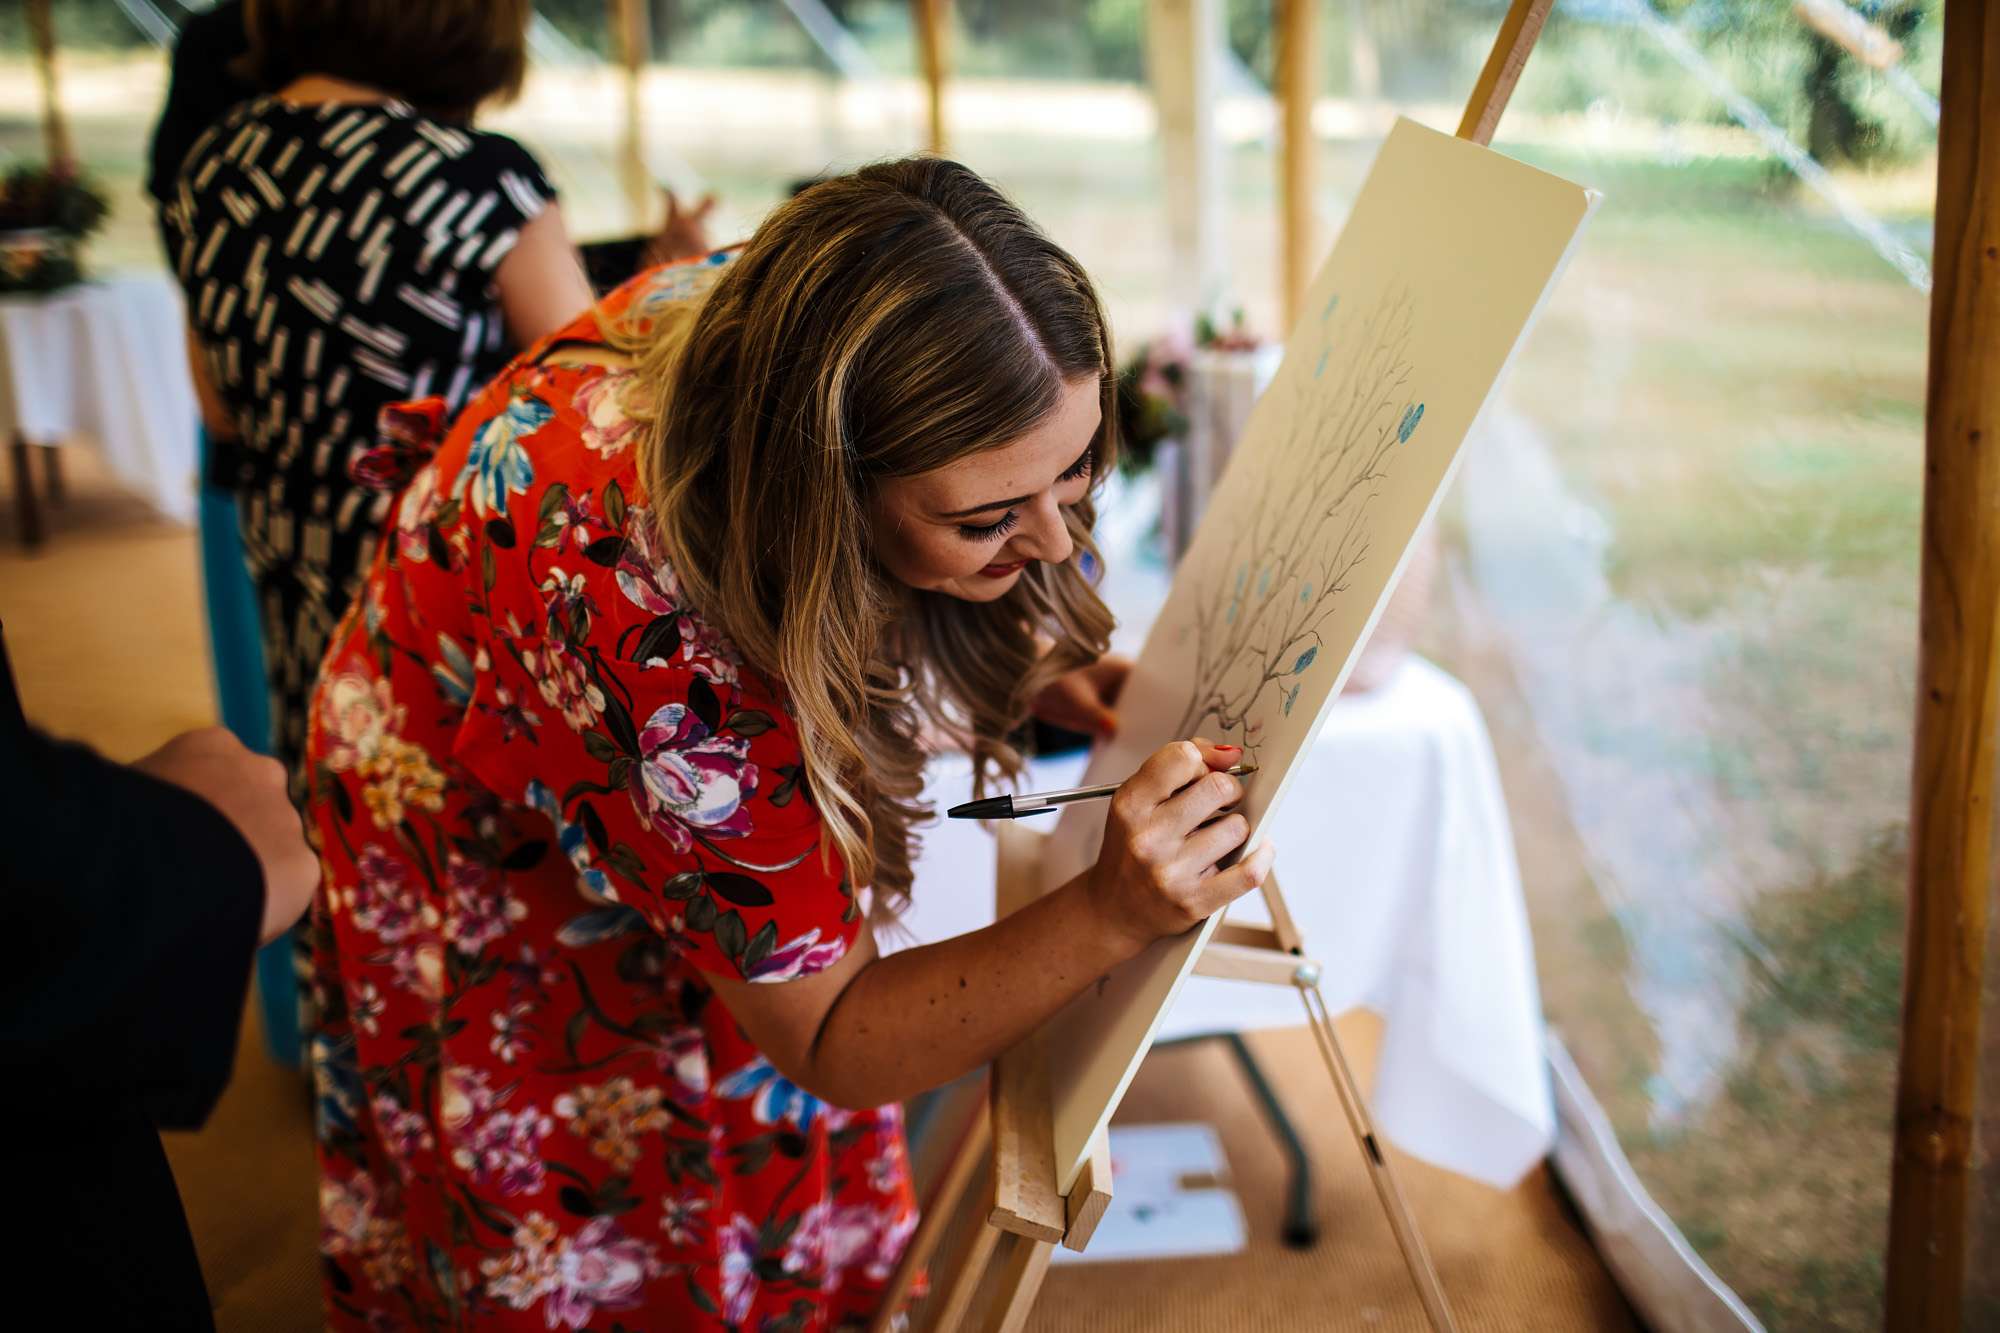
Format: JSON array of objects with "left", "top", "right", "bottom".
[{"left": 617, "top": 158, "right": 1117, "bottom": 915}]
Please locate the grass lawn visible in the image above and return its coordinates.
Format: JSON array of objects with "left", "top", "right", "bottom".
[{"left": 1424, "top": 144, "right": 1927, "bottom": 1329}]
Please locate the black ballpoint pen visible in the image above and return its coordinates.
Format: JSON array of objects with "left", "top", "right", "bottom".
[{"left": 946, "top": 762, "right": 1259, "bottom": 820}]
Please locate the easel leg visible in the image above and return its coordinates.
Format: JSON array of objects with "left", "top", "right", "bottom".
[
  {"left": 931, "top": 1219, "right": 1000, "bottom": 1332},
  {"left": 979, "top": 1232, "right": 1055, "bottom": 1333},
  {"left": 1298, "top": 982, "right": 1460, "bottom": 1333},
  {"left": 873, "top": 1096, "right": 992, "bottom": 1333}
]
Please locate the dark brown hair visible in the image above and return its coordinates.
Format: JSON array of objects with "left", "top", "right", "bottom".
[
  {"left": 619, "top": 158, "right": 1118, "bottom": 913},
  {"left": 243, "top": 0, "right": 531, "bottom": 120}
]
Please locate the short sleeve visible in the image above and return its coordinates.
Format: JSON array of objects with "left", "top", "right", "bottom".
[
  {"left": 458, "top": 131, "right": 559, "bottom": 275},
  {"left": 433, "top": 369, "right": 861, "bottom": 985}
]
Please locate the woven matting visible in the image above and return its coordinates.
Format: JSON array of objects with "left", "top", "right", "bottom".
[{"left": 1015, "top": 1019, "right": 1636, "bottom": 1332}]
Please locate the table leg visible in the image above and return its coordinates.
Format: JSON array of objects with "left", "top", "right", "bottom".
[
  {"left": 41, "top": 444, "right": 62, "bottom": 507},
  {"left": 10, "top": 433, "right": 44, "bottom": 548}
]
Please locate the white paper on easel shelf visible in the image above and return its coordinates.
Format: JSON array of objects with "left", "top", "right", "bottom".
[
  {"left": 1048, "top": 1123, "right": 1246, "bottom": 1265},
  {"left": 1038, "top": 117, "right": 1600, "bottom": 1195}
]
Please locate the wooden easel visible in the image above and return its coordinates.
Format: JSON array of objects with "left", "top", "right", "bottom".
[
  {"left": 872, "top": 823, "right": 1460, "bottom": 1333},
  {"left": 871, "top": 4, "right": 1557, "bottom": 1329}
]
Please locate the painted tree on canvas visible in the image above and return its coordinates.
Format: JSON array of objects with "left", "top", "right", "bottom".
[{"left": 1170, "top": 287, "right": 1425, "bottom": 747}]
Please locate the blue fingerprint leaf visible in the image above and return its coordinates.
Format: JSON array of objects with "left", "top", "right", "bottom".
[
  {"left": 1322, "top": 291, "right": 1340, "bottom": 320},
  {"left": 1224, "top": 601, "right": 1237, "bottom": 624},
  {"left": 1256, "top": 567, "right": 1270, "bottom": 597},
  {"left": 1315, "top": 346, "right": 1330, "bottom": 379},
  {"left": 1282, "top": 683, "right": 1301, "bottom": 716},
  {"left": 1299, "top": 582, "right": 1312, "bottom": 604},
  {"left": 1291, "top": 646, "right": 1318, "bottom": 675},
  {"left": 1235, "top": 566, "right": 1247, "bottom": 593},
  {"left": 1398, "top": 402, "right": 1426, "bottom": 443}
]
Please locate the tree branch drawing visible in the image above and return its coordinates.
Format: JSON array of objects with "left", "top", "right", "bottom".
[{"left": 1171, "top": 286, "right": 1423, "bottom": 747}]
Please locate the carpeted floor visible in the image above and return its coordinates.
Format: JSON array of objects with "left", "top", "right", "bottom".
[{"left": 4, "top": 452, "right": 1637, "bottom": 1331}]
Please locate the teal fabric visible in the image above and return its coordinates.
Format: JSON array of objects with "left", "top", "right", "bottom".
[{"left": 197, "top": 427, "right": 301, "bottom": 1068}]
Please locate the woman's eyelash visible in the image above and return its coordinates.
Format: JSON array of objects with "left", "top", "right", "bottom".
[
  {"left": 957, "top": 510, "right": 1021, "bottom": 541},
  {"left": 953, "top": 457, "right": 1089, "bottom": 540}
]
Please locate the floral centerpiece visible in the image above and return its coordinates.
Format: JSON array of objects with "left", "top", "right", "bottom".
[
  {"left": 1115, "top": 308, "right": 1263, "bottom": 476},
  {"left": 0, "top": 160, "right": 110, "bottom": 295}
]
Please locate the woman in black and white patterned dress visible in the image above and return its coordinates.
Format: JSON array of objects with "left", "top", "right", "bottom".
[{"left": 162, "top": 0, "right": 596, "bottom": 776}]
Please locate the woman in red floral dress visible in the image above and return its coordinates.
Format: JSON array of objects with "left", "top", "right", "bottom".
[{"left": 304, "top": 159, "right": 1274, "bottom": 1330}]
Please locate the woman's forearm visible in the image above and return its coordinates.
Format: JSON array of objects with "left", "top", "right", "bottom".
[{"left": 799, "top": 874, "right": 1138, "bottom": 1108}]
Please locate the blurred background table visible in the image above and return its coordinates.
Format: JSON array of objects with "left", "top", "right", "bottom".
[{"left": 0, "top": 272, "right": 197, "bottom": 544}]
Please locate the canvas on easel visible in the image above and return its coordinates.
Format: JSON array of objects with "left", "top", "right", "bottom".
[{"left": 1038, "top": 116, "right": 1600, "bottom": 1194}]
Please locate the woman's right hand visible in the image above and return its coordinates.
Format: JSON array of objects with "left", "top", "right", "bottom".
[{"left": 1082, "top": 738, "right": 1275, "bottom": 952}]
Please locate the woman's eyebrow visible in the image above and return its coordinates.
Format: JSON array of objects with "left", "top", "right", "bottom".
[{"left": 936, "top": 447, "right": 1092, "bottom": 519}]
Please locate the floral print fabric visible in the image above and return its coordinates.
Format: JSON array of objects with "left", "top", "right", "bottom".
[{"left": 305, "top": 256, "right": 916, "bottom": 1331}]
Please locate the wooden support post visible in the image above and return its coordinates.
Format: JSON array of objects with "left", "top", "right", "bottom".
[
  {"left": 1455, "top": 0, "right": 1555, "bottom": 148},
  {"left": 987, "top": 829, "right": 1067, "bottom": 1246},
  {"left": 913, "top": 0, "right": 950, "bottom": 155},
  {"left": 1258, "top": 867, "right": 1306, "bottom": 953},
  {"left": 1193, "top": 941, "right": 1319, "bottom": 987},
  {"left": 612, "top": 0, "right": 653, "bottom": 230},
  {"left": 25, "top": 0, "right": 69, "bottom": 167},
  {"left": 1061, "top": 1129, "right": 1113, "bottom": 1252},
  {"left": 1886, "top": 4, "right": 2000, "bottom": 1328},
  {"left": 873, "top": 1098, "right": 989, "bottom": 1330},
  {"left": 931, "top": 1216, "right": 1000, "bottom": 1330},
  {"left": 1210, "top": 920, "right": 1286, "bottom": 952},
  {"left": 1275, "top": 0, "right": 1319, "bottom": 328},
  {"left": 981, "top": 1231, "right": 1055, "bottom": 1333},
  {"left": 1146, "top": 0, "right": 1227, "bottom": 318}
]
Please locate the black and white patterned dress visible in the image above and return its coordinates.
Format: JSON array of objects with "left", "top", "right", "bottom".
[{"left": 163, "top": 97, "right": 555, "bottom": 772}]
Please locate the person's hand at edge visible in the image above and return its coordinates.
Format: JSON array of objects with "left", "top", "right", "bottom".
[{"left": 134, "top": 727, "right": 318, "bottom": 943}]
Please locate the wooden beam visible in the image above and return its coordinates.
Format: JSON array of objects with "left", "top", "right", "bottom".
[
  {"left": 929, "top": 1211, "right": 1000, "bottom": 1332},
  {"left": 1886, "top": 3, "right": 2000, "bottom": 1327},
  {"left": 1259, "top": 866, "right": 1306, "bottom": 953},
  {"left": 913, "top": 0, "right": 949, "bottom": 155},
  {"left": 1061, "top": 1128, "right": 1113, "bottom": 1251},
  {"left": 980, "top": 1231, "right": 1055, "bottom": 1333},
  {"left": 1193, "top": 941, "right": 1319, "bottom": 986},
  {"left": 612, "top": 0, "right": 653, "bottom": 229},
  {"left": 1146, "top": 0, "right": 1227, "bottom": 317},
  {"left": 1210, "top": 920, "right": 1285, "bottom": 952},
  {"left": 986, "top": 823, "right": 1065, "bottom": 1244},
  {"left": 870, "top": 1097, "right": 989, "bottom": 1332},
  {"left": 25, "top": 0, "right": 69, "bottom": 166},
  {"left": 1275, "top": 0, "right": 1319, "bottom": 327},
  {"left": 1454, "top": 0, "right": 1555, "bottom": 147}
]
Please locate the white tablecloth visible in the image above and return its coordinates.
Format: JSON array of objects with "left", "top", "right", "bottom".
[
  {"left": 897, "top": 658, "right": 1552, "bottom": 1189},
  {"left": 888, "top": 471, "right": 1552, "bottom": 1189},
  {"left": 0, "top": 272, "right": 198, "bottom": 523}
]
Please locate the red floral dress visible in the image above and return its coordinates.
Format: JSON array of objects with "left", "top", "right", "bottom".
[{"left": 304, "top": 257, "right": 917, "bottom": 1331}]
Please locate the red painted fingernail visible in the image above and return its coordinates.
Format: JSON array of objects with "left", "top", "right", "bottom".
[
  {"left": 1098, "top": 718, "right": 1118, "bottom": 736},
  {"left": 1215, "top": 744, "right": 1240, "bottom": 754}
]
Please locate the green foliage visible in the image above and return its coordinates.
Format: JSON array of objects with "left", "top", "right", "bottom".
[
  {"left": 1737, "top": 827, "right": 1906, "bottom": 1056},
  {"left": 8, "top": 0, "right": 1945, "bottom": 161}
]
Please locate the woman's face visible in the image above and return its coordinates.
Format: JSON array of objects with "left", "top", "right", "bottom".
[{"left": 870, "top": 375, "right": 1101, "bottom": 603}]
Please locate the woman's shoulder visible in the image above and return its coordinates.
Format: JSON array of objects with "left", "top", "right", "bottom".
[
  {"left": 409, "top": 117, "right": 551, "bottom": 191},
  {"left": 596, "top": 249, "right": 741, "bottom": 327}
]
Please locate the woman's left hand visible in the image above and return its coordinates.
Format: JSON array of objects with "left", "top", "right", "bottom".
[{"left": 1031, "top": 654, "right": 1132, "bottom": 739}]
